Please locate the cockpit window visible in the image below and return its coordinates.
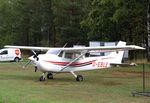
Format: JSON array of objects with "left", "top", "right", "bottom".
[{"left": 58, "top": 51, "right": 63, "bottom": 57}]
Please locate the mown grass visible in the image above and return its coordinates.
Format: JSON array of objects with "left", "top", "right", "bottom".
[{"left": 0, "top": 62, "right": 150, "bottom": 103}]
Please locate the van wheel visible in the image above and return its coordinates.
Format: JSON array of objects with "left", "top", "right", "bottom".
[{"left": 14, "top": 57, "right": 19, "bottom": 62}]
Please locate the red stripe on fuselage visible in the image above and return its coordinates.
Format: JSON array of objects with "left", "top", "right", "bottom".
[
  {"left": 43, "top": 56, "right": 115, "bottom": 67},
  {"left": 44, "top": 60, "right": 95, "bottom": 67}
]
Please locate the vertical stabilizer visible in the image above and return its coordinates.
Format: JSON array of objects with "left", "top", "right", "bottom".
[{"left": 107, "top": 41, "right": 126, "bottom": 64}]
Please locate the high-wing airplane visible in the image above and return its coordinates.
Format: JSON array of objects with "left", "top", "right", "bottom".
[{"left": 4, "top": 41, "right": 145, "bottom": 81}]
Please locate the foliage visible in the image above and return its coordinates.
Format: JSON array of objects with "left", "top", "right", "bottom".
[
  {"left": 53, "top": 0, "right": 88, "bottom": 46},
  {"left": 0, "top": 0, "right": 148, "bottom": 47},
  {"left": 81, "top": 0, "right": 147, "bottom": 45}
]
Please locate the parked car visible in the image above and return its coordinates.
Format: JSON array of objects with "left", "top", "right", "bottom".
[{"left": 0, "top": 48, "right": 21, "bottom": 62}]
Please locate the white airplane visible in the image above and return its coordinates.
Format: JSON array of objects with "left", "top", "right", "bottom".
[{"left": 4, "top": 41, "right": 145, "bottom": 81}]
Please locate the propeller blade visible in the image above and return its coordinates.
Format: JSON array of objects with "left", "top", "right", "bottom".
[
  {"left": 31, "top": 50, "right": 37, "bottom": 56},
  {"left": 35, "top": 66, "right": 38, "bottom": 72},
  {"left": 22, "top": 60, "right": 32, "bottom": 68},
  {"left": 31, "top": 50, "right": 41, "bottom": 61}
]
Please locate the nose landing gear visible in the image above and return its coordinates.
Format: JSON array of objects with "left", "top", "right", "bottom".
[
  {"left": 39, "top": 72, "right": 54, "bottom": 81},
  {"left": 39, "top": 73, "right": 46, "bottom": 81}
]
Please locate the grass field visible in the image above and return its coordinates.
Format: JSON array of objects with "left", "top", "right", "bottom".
[{"left": 0, "top": 62, "right": 150, "bottom": 103}]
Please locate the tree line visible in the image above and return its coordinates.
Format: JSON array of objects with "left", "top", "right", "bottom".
[{"left": 0, "top": 0, "right": 148, "bottom": 48}]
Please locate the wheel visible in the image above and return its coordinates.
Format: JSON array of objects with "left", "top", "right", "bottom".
[
  {"left": 14, "top": 57, "right": 19, "bottom": 62},
  {"left": 76, "top": 75, "right": 83, "bottom": 81},
  {"left": 39, "top": 76, "right": 45, "bottom": 81},
  {"left": 47, "top": 73, "right": 53, "bottom": 79}
]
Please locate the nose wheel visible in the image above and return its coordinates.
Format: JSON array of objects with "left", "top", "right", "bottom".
[
  {"left": 39, "top": 76, "right": 45, "bottom": 81},
  {"left": 39, "top": 73, "right": 54, "bottom": 81},
  {"left": 39, "top": 73, "right": 46, "bottom": 81}
]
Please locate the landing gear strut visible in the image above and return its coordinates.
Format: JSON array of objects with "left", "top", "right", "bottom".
[{"left": 39, "top": 72, "right": 83, "bottom": 81}]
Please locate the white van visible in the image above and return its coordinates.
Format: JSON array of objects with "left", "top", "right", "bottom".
[{"left": 0, "top": 48, "right": 21, "bottom": 62}]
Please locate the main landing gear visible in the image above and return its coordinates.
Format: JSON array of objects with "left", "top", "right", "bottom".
[
  {"left": 76, "top": 75, "right": 83, "bottom": 81},
  {"left": 47, "top": 73, "right": 53, "bottom": 79},
  {"left": 39, "top": 72, "right": 83, "bottom": 82},
  {"left": 71, "top": 71, "right": 83, "bottom": 81}
]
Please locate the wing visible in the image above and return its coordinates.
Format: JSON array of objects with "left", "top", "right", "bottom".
[
  {"left": 4, "top": 45, "right": 145, "bottom": 53},
  {"left": 4, "top": 45, "right": 51, "bottom": 51},
  {"left": 4, "top": 41, "right": 145, "bottom": 53}
]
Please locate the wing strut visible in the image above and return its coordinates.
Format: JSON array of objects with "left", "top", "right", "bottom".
[{"left": 57, "top": 43, "right": 68, "bottom": 55}]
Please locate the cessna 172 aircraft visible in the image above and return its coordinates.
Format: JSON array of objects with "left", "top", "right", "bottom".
[{"left": 5, "top": 41, "right": 145, "bottom": 81}]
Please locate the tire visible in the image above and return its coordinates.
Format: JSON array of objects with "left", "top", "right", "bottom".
[
  {"left": 76, "top": 75, "right": 83, "bottom": 81},
  {"left": 14, "top": 57, "right": 19, "bottom": 62},
  {"left": 39, "top": 76, "right": 45, "bottom": 81},
  {"left": 47, "top": 73, "right": 53, "bottom": 79}
]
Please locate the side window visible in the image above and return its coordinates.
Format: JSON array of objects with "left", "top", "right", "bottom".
[
  {"left": 65, "top": 53, "right": 73, "bottom": 59},
  {"left": 0, "top": 50, "right": 8, "bottom": 55}
]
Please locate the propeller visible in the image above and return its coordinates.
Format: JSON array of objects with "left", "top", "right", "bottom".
[
  {"left": 22, "top": 50, "right": 42, "bottom": 69},
  {"left": 32, "top": 50, "right": 42, "bottom": 61}
]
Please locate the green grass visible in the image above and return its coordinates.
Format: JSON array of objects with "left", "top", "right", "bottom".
[{"left": 0, "top": 62, "right": 150, "bottom": 103}]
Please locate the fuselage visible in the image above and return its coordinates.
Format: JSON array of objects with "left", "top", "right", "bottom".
[{"left": 29, "top": 53, "right": 111, "bottom": 73}]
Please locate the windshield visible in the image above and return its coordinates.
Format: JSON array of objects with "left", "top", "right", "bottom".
[{"left": 46, "top": 49, "right": 61, "bottom": 55}]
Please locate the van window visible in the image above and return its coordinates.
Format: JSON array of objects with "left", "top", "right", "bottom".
[{"left": 0, "top": 50, "right": 8, "bottom": 55}]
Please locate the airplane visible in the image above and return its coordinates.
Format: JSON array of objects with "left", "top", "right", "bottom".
[{"left": 4, "top": 41, "right": 145, "bottom": 81}]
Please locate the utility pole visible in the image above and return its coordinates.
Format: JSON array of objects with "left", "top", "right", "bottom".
[{"left": 147, "top": 0, "right": 150, "bottom": 61}]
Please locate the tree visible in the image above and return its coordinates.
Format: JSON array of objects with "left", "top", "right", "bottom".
[
  {"left": 81, "top": 0, "right": 147, "bottom": 45},
  {"left": 53, "top": 0, "right": 87, "bottom": 46},
  {"left": 0, "top": 0, "right": 20, "bottom": 47},
  {"left": 81, "top": 0, "right": 116, "bottom": 41},
  {"left": 14, "top": 0, "right": 54, "bottom": 46}
]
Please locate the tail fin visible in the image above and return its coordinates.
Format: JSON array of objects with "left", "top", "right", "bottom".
[{"left": 107, "top": 41, "right": 126, "bottom": 64}]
